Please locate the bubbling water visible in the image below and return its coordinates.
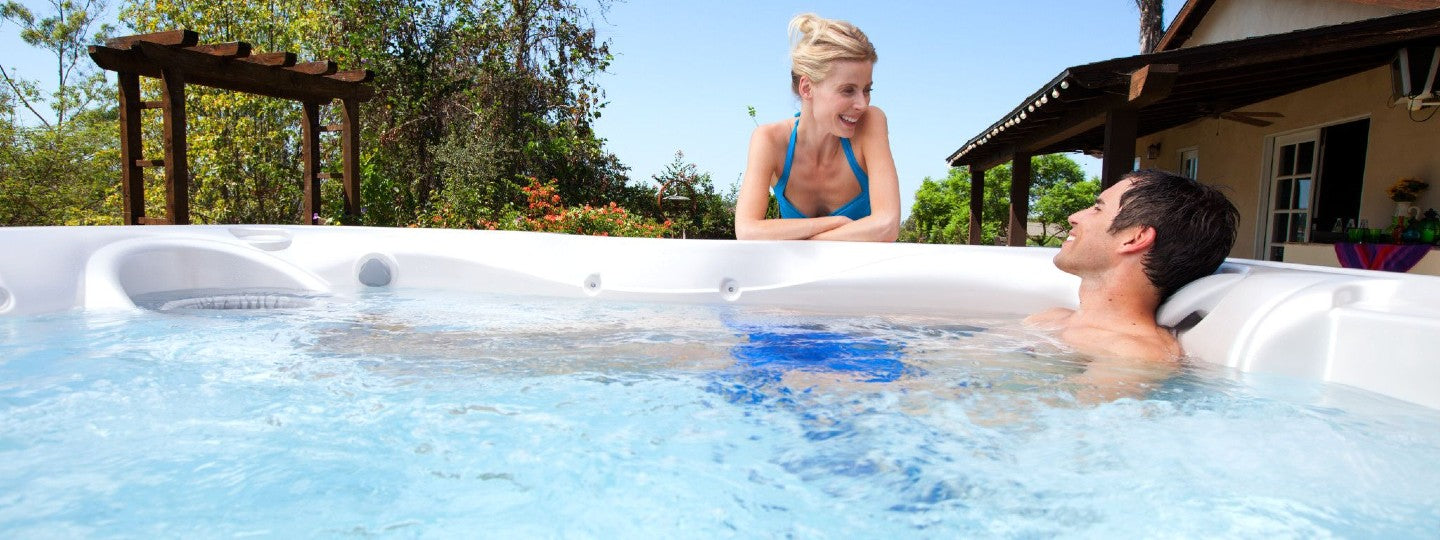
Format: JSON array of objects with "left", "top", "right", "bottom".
[{"left": 1, "top": 289, "right": 1437, "bottom": 537}]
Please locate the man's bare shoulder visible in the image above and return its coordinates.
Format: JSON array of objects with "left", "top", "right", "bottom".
[
  {"left": 1023, "top": 307, "right": 1073, "bottom": 327},
  {"left": 1061, "top": 323, "right": 1181, "bottom": 363}
]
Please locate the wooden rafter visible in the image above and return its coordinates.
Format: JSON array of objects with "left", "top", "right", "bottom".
[{"left": 89, "top": 29, "right": 374, "bottom": 225}]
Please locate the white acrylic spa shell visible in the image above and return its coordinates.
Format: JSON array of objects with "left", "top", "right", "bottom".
[{"left": 2, "top": 225, "right": 1437, "bottom": 409}]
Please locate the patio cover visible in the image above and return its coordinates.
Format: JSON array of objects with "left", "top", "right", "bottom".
[
  {"left": 947, "top": 8, "right": 1440, "bottom": 178},
  {"left": 945, "top": 7, "right": 1440, "bottom": 245}
]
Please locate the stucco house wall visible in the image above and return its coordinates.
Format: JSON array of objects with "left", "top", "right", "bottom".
[
  {"left": 1135, "top": 65, "right": 1440, "bottom": 259},
  {"left": 1182, "top": 0, "right": 1407, "bottom": 48}
]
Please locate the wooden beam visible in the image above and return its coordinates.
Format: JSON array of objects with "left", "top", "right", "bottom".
[
  {"left": 1129, "top": 64, "right": 1178, "bottom": 105},
  {"left": 118, "top": 72, "right": 145, "bottom": 225},
  {"left": 961, "top": 64, "right": 1176, "bottom": 172},
  {"left": 240, "top": 52, "right": 297, "bottom": 67},
  {"left": 1008, "top": 154, "right": 1032, "bottom": 247},
  {"left": 326, "top": 70, "right": 374, "bottom": 83},
  {"left": 89, "top": 45, "right": 373, "bottom": 102},
  {"left": 185, "top": 41, "right": 251, "bottom": 58},
  {"left": 288, "top": 61, "right": 337, "bottom": 76},
  {"left": 1020, "top": 106, "right": 1112, "bottom": 158},
  {"left": 136, "top": 216, "right": 174, "bottom": 225},
  {"left": 968, "top": 166, "right": 985, "bottom": 245},
  {"left": 321, "top": 123, "right": 343, "bottom": 132},
  {"left": 1102, "top": 109, "right": 1139, "bottom": 189},
  {"left": 302, "top": 102, "right": 321, "bottom": 224},
  {"left": 955, "top": 142, "right": 1018, "bottom": 172},
  {"left": 95, "top": 30, "right": 373, "bottom": 226},
  {"left": 107, "top": 29, "right": 198, "bottom": 49},
  {"left": 341, "top": 99, "right": 362, "bottom": 219},
  {"left": 160, "top": 67, "right": 190, "bottom": 225}
]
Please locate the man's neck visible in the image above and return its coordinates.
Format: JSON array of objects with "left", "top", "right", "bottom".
[{"left": 1069, "top": 269, "right": 1163, "bottom": 332}]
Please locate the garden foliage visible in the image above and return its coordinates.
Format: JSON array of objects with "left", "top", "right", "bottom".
[{"left": 900, "top": 154, "right": 1098, "bottom": 246}]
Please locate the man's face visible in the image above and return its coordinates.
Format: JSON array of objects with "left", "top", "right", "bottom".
[{"left": 1053, "top": 179, "right": 1135, "bottom": 276}]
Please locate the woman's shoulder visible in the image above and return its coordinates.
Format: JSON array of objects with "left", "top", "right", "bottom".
[
  {"left": 858, "top": 105, "right": 889, "bottom": 130},
  {"left": 750, "top": 117, "right": 795, "bottom": 145}
]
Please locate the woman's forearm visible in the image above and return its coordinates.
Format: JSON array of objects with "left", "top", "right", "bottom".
[
  {"left": 735, "top": 215, "right": 852, "bottom": 240},
  {"left": 807, "top": 214, "right": 899, "bottom": 242}
]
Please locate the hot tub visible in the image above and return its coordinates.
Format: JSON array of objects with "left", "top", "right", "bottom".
[
  {"left": 4, "top": 225, "right": 1437, "bottom": 408},
  {"left": 1, "top": 225, "right": 1437, "bottom": 535}
]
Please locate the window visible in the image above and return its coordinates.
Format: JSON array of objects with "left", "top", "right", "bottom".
[{"left": 1179, "top": 147, "right": 1199, "bottom": 179}]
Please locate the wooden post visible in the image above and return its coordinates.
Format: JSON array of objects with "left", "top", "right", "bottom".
[
  {"left": 301, "top": 101, "right": 321, "bottom": 224},
  {"left": 1008, "top": 153, "right": 1032, "bottom": 246},
  {"left": 1097, "top": 64, "right": 1175, "bottom": 189},
  {"left": 160, "top": 67, "right": 189, "bottom": 224},
  {"left": 118, "top": 72, "right": 145, "bottom": 225},
  {"left": 968, "top": 166, "right": 985, "bottom": 245},
  {"left": 91, "top": 31, "right": 374, "bottom": 225},
  {"left": 341, "top": 98, "right": 361, "bottom": 220},
  {"left": 1101, "top": 108, "right": 1138, "bottom": 189}
]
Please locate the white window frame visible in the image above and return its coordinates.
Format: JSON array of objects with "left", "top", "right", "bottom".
[{"left": 1261, "top": 130, "right": 1321, "bottom": 261}]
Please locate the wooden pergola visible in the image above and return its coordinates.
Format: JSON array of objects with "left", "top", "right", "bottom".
[
  {"left": 88, "top": 29, "right": 375, "bottom": 225},
  {"left": 946, "top": 8, "right": 1440, "bottom": 246}
]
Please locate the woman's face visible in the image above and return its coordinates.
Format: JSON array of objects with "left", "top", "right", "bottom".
[{"left": 802, "top": 60, "right": 873, "bottom": 138}]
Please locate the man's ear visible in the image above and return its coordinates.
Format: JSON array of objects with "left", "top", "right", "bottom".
[{"left": 1116, "top": 225, "right": 1156, "bottom": 255}]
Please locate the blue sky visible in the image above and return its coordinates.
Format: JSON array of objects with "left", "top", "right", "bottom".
[{"left": 2, "top": 1, "right": 1182, "bottom": 219}]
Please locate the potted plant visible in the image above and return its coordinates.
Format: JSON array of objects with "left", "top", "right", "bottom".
[{"left": 1388, "top": 177, "right": 1429, "bottom": 217}]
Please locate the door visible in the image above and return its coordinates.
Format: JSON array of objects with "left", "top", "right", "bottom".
[
  {"left": 1179, "top": 147, "right": 1198, "bottom": 180},
  {"left": 1264, "top": 131, "right": 1320, "bottom": 261}
]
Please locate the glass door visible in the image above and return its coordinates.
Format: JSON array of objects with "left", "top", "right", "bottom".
[{"left": 1265, "top": 131, "right": 1320, "bottom": 261}]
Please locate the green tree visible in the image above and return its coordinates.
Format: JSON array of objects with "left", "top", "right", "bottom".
[
  {"left": 1027, "top": 153, "right": 1094, "bottom": 245},
  {"left": 900, "top": 165, "right": 1013, "bottom": 245},
  {"left": 650, "top": 150, "right": 736, "bottom": 239},
  {"left": 122, "top": 1, "right": 340, "bottom": 223},
  {"left": 120, "top": 0, "right": 626, "bottom": 227},
  {"left": 2, "top": 0, "right": 115, "bottom": 127},
  {"left": 0, "top": 0, "right": 120, "bottom": 226},
  {"left": 900, "top": 153, "right": 1096, "bottom": 246}
]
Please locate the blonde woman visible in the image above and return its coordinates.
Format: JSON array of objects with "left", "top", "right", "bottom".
[{"left": 735, "top": 13, "right": 900, "bottom": 241}]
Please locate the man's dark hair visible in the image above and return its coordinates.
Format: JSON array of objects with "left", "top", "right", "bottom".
[{"left": 1109, "top": 169, "right": 1239, "bottom": 299}]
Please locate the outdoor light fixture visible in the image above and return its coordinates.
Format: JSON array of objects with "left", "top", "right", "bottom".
[{"left": 1146, "top": 143, "right": 1162, "bottom": 160}]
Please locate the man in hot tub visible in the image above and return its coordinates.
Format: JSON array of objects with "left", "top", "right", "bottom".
[{"left": 1026, "top": 169, "right": 1239, "bottom": 364}]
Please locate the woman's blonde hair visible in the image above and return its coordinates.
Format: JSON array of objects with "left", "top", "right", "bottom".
[{"left": 788, "top": 13, "right": 878, "bottom": 96}]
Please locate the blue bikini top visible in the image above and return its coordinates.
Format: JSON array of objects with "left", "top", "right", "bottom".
[{"left": 772, "top": 113, "right": 871, "bottom": 220}]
